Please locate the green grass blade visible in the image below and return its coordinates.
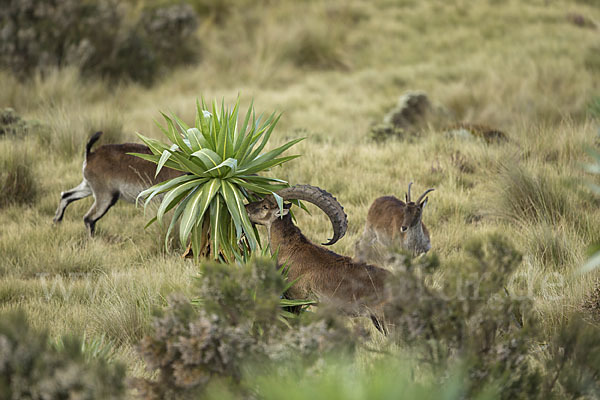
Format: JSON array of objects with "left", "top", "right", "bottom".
[
  {"left": 229, "top": 96, "right": 241, "bottom": 150},
  {"left": 229, "top": 178, "right": 286, "bottom": 195},
  {"left": 209, "top": 195, "right": 224, "bottom": 260},
  {"left": 221, "top": 181, "right": 244, "bottom": 241},
  {"left": 171, "top": 113, "right": 190, "bottom": 135},
  {"left": 137, "top": 174, "right": 197, "bottom": 207},
  {"left": 167, "top": 149, "right": 208, "bottom": 175},
  {"left": 127, "top": 153, "right": 185, "bottom": 173},
  {"left": 179, "top": 179, "right": 222, "bottom": 246},
  {"left": 240, "top": 175, "right": 289, "bottom": 185},
  {"left": 144, "top": 216, "right": 157, "bottom": 229},
  {"left": 161, "top": 113, "right": 192, "bottom": 155},
  {"left": 222, "top": 181, "right": 258, "bottom": 249},
  {"left": 156, "top": 144, "right": 178, "bottom": 177},
  {"left": 216, "top": 110, "right": 228, "bottom": 159},
  {"left": 279, "top": 298, "right": 316, "bottom": 307},
  {"left": 245, "top": 137, "right": 304, "bottom": 170},
  {"left": 196, "top": 100, "right": 214, "bottom": 148},
  {"left": 165, "top": 194, "right": 191, "bottom": 250},
  {"left": 157, "top": 113, "right": 178, "bottom": 145},
  {"left": 156, "top": 179, "right": 203, "bottom": 225},
  {"left": 191, "top": 148, "right": 223, "bottom": 170},
  {"left": 238, "top": 117, "right": 272, "bottom": 163},
  {"left": 185, "top": 127, "right": 202, "bottom": 152},
  {"left": 245, "top": 113, "right": 281, "bottom": 161},
  {"left": 233, "top": 99, "right": 252, "bottom": 153},
  {"left": 206, "top": 157, "right": 238, "bottom": 177},
  {"left": 136, "top": 133, "right": 170, "bottom": 156},
  {"left": 238, "top": 155, "right": 301, "bottom": 175}
]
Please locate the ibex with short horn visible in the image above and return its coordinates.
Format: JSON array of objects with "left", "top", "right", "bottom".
[
  {"left": 355, "top": 182, "right": 434, "bottom": 264},
  {"left": 245, "top": 185, "right": 392, "bottom": 333},
  {"left": 53, "top": 131, "right": 184, "bottom": 236}
]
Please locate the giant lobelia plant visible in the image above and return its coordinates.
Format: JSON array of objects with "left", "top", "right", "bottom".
[{"left": 133, "top": 98, "right": 302, "bottom": 262}]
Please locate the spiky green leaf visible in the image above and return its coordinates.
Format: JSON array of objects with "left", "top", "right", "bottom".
[{"left": 179, "top": 179, "right": 221, "bottom": 246}]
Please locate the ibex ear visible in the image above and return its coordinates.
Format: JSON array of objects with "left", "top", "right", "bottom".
[
  {"left": 420, "top": 197, "right": 429, "bottom": 208},
  {"left": 275, "top": 203, "right": 291, "bottom": 218}
]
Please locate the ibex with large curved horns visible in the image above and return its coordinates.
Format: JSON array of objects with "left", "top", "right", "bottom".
[
  {"left": 355, "top": 182, "right": 434, "bottom": 264},
  {"left": 245, "top": 185, "right": 392, "bottom": 333}
]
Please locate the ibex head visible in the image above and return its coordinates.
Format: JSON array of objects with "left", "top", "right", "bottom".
[
  {"left": 245, "top": 196, "right": 292, "bottom": 225},
  {"left": 401, "top": 182, "right": 434, "bottom": 233},
  {"left": 245, "top": 184, "right": 347, "bottom": 245}
]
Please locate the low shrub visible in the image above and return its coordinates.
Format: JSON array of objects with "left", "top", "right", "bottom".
[
  {"left": 0, "top": 0, "right": 199, "bottom": 85},
  {"left": 0, "top": 310, "right": 125, "bottom": 399},
  {"left": 136, "top": 235, "right": 600, "bottom": 399},
  {"left": 384, "top": 234, "right": 542, "bottom": 398},
  {"left": 135, "top": 258, "right": 361, "bottom": 399},
  {"left": 384, "top": 233, "right": 600, "bottom": 399}
]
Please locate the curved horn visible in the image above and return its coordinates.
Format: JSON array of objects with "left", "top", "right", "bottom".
[
  {"left": 416, "top": 188, "right": 435, "bottom": 205},
  {"left": 406, "top": 182, "right": 413, "bottom": 203},
  {"left": 276, "top": 185, "right": 347, "bottom": 246}
]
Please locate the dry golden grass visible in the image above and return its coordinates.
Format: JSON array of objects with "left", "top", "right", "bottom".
[{"left": 0, "top": 0, "right": 599, "bottom": 379}]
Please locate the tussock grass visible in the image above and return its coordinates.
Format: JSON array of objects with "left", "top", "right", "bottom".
[
  {"left": 523, "top": 223, "right": 578, "bottom": 271},
  {"left": 0, "top": 215, "right": 112, "bottom": 278},
  {"left": 0, "top": 139, "right": 37, "bottom": 208},
  {"left": 89, "top": 288, "right": 156, "bottom": 346},
  {"left": 488, "top": 162, "right": 570, "bottom": 226},
  {"left": 34, "top": 104, "right": 125, "bottom": 158},
  {"left": 281, "top": 22, "right": 349, "bottom": 70}
]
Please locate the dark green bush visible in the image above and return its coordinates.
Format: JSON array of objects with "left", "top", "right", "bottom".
[
  {"left": 136, "top": 238, "right": 600, "bottom": 399},
  {"left": 546, "top": 315, "right": 600, "bottom": 399},
  {"left": 135, "top": 258, "right": 360, "bottom": 399},
  {"left": 0, "top": 0, "right": 199, "bottom": 85},
  {"left": 384, "top": 234, "right": 543, "bottom": 398},
  {"left": 384, "top": 234, "right": 600, "bottom": 399},
  {"left": 0, "top": 310, "right": 125, "bottom": 399}
]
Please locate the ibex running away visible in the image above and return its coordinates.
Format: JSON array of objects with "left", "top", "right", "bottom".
[
  {"left": 355, "top": 182, "right": 434, "bottom": 264},
  {"left": 245, "top": 185, "right": 392, "bottom": 333},
  {"left": 53, "top": 131, "right": 184, "bottom": 236}
]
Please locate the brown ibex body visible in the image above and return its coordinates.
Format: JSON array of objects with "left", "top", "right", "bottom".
[
  {"left": 245, "top": 186, "right": 392, "bottom": 332},
  {"left": 355, "top": 183, "right": 434, "bottom": 264},
  {"left": 53, "top": 131, "right": 184, "bottom": 236}
]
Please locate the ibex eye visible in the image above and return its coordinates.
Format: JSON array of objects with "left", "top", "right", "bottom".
[{"left": 263, "top": 205, "right": 269, "bottom": 210}]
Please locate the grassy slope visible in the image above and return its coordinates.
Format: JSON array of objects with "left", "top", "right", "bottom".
[{"left": 0, "top": 0, "right": 599, "bottom": 377}]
